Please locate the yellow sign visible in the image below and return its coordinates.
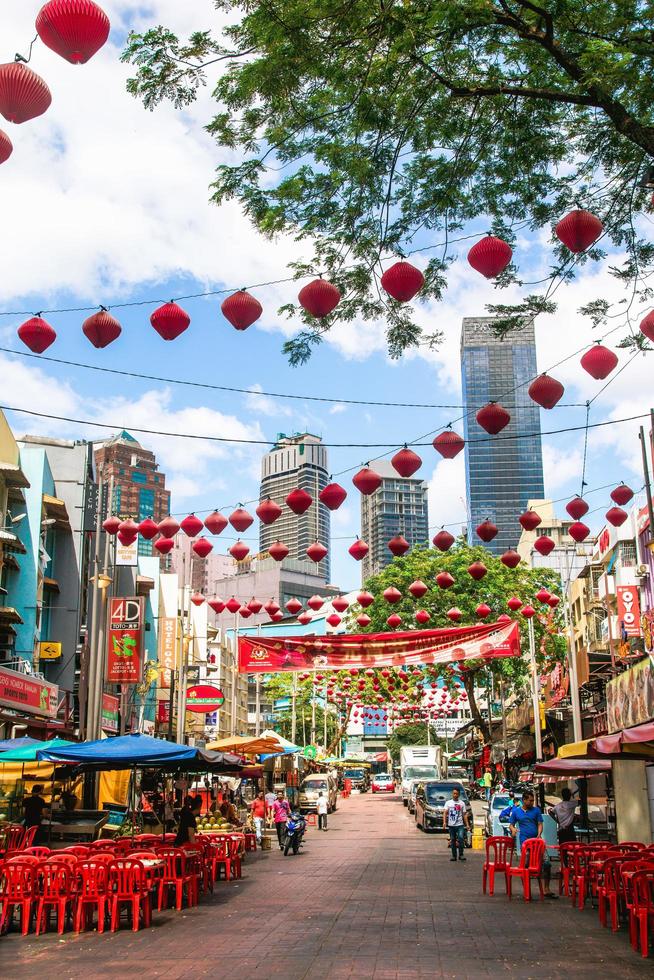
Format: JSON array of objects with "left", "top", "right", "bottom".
[{"left": 39, "top": 641, "right": 62, "bottom": 660}]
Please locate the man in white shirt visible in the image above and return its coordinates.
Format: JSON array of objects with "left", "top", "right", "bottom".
[
  {"left": 442, "top": 787, "right": 470, "bottom": 862},
  {"left": 548, "top": 788, "right": 578, "bottom": 844},
  {"left": 317, "top": 791, "right": 329, "bottom": 831}
]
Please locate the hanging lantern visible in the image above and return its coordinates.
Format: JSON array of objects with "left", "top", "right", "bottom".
[
  {"left": 306, "top": 541, "right": 328, "bottom": 563},
  {"left": 639, "top": 310, "right": 654, "bottom": 343},
  {"left": 533, "top": 535, "right": 555, "bottom": 556},
  {"left": 610, "top": 483, "right": 634, "bottom": 506},
  {"left": 388, "top": 535, "right": 410, "bottom": 557},
  {"left": 433, "top": 430, "right": 465, "bottom": 459},
  {"left": 380, "top": 261, "right": 424, "bottom": 302},
  {"left": 239, "top": 606, "right": 253, "bottom": 619},
  {"left": 18, "top": 316, "right": 56, "bottom": 353},
  {"left": 307, "top": 595, "right": 324, "bottom": 611},
  {"left": 268, "top": 541, "right": 289, "bottom": 562},
  {"left": 285, "top": 597, "right": 303, "bottom": 615},
  {"left": 0, "top": 63, "right": 52, "bottom": 124},
  {"left": 286, "top": 488, "right": 312, "bottom": 515},
  {"left": 150, "top": 302, "right": 190, "bottom": 341},
  {"left": 476, "top": 603, "right": 491, "bottom": 619},
  {"left": 535, "top": 588, "right": 551, "bottom": 603},
  {"left": 180, "top": 514, "right": 203, "bottom": 537},
  {"left": 580, "top": 344, "right": 618, "bottom": 380},
  {"left": 500, "top": 550, "right": 521, "bottom": 569},
  {"left": 521, "top": 605, "right": 536, "bottom": 619},
  {"left": 225, "top": 596, "right": 241, "bottom": 614},
  {"left": 415, "top": 609, "right": 430, "bottom": 625},
  {"left": 467, "top": 235, "right": 512, "bottom": 278},
  {"left": 436, "top": 571, "right": 455, "bottom": 589},
  {"left": 606, "top": 506, "right": 628, "bottom": 527},
  {"left": 497, "top": 613, "right": 512, "bottom": 624},
  {"left": 332, "top": 596, "right": 349, "bottom": 613},
  {"left": 326, "top": 613, "right": 342, "bottom": 628},
  {"left": 154, "top": 536, "right": 174, "bottom": 554},
  {"left": 319, "top": 482, "right": 347, "bottom": 510},
  {"left": 118, "top": 519, "right": 138, "bottom": 536},
  {"left": 208, "top": 598, "right": 225, "bottom": 614},
  {"left": 446, "top": 607, "right": 462, "bottom": 622},
  {"left": 507, "top": 596, "right": 522, "bottom": 611},
  {"left": 519, "top": 510, "right": 542, "bottom": 532},
  {"left": 298, "top": 278, "right": 341, "bottom": 318},
  {"left": 476, "top": 402, "right": 510, "bottom": 434},
  {"left": 192, "top": 537, "right": 213, "bottom": 558},
  {"left": 467, "top": 561, "right": 487, "bottom": 580},
  {"left": 35, "top": 1, "right": 110, "bottom": 64},
  {"left": 433, "top": 529, "right": 455, "bottom": 551},
  {"left": 528, "top": 374, "right": 565, "bottom": 410},
  {"left": 204, "top": 510, "right": 228, "bottom": 535},
  {"left": 0, "top": 129, "right": 13, "bottom": 164},
  {"left": 383, "top": 586, "right": 402, "bottom": 604},
  {"left": 228, "top": 507, "right": 253, "bottom": 533},
  {"left": 137, "top": 518, "right": 159, "bottom": 540},
  {"left": 348, "top": 538, "right": 369, "bottom": 561},
  {"left": 264, "top": 599, "right": 280, "bottom": 616},
  {"left": 82, "top": 310, "right": 121, "bottom": 349},
  {"left": 387, "top": 613, "right": 402, "bottom": 629},
  {"left": 476, "top": 519, "right": 498, "bottom": 543},
  {"left": 272, "top": 610, "right": 284, "bottom": 622},
  {"left": 298, "top": 611, "right": 313, "bottom": 625},
  {"left": 352, "top": 466, "right": 382, "bottom": 495},
  {"left": 391, "top": 446, "right": 422, "bottom": 477},
  {"left": 118, "top": 528, "right": 137, "bottom": 546},
  {"left": 357, "top": 591, "right": 374, "bottom": 608},
  {"left": 256, "top": 498, "right": 282, "bottom": 525},
  {"left": 158, "top": 516, "right": 180, "bottom": 538},
  {"left": 220, "top": 290, "right": 263, "bottom": 330},
  {"left": 547, "top": 595, "right": 560, "bottom": 608},
  {"left": 102, "top": 516, "right": 120, "bottom": 535},
  {"left": 569, "top": 521, "right": 590, "bottom": 543},
  {"left": 229, "top": 540, "right": 250, "bottom": 561},
  {"left": 555, "top": 209, "right": 603, "bottom": 252},
  {"left": 566, "top": 496, "right": 588, "bottom": 520},
  {"left": 190, "top": 593, "right": 205, "bottom": 607},
  {"left": 409, "top": 580, "right": 428, "bottom": 599}
]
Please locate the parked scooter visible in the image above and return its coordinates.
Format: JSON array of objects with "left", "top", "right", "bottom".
[{"left": 284, "top": 811, "right": 306, "bottom": 855}]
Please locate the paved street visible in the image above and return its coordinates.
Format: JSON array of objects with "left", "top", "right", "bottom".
[{"left": 3, "top": 793, "right": 652, "bottom": 979}]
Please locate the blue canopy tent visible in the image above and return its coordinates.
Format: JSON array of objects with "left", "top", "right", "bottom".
[
  {"left": 0, "top": 736, "right": 39, "bottom": 754},
  {"left": 37, "top": 732, "right": 199, "bottom": 769},
  {"left": 0, "top": 738, "right": 73, "bottom": 762}
]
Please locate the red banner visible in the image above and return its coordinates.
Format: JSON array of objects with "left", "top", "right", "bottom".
[
  {"left": 0, "top": 666, "right": 58, "bottom": 717},
  {"left": 106, "top": 596, "right": 144, "bottom": 683},
  {"left": 238, "top": 621, "right": 520, "bottom": 673},
  {"left": 617, "top": 585, "right": 641, "bottom": 638}
]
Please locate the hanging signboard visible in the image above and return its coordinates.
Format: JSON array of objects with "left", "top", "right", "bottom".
[
  {"left": 617, "top": 585, "right": 641, "bottom": 638},
  {"left": 115, "top": 538, "right": 138, "bottom": 566},
  {"left": 0, "top": 666, "right": 58, "bottom": 718},
  {"left": 158, "top": 616, "right": 177, "bottom": 689},
  {"left": 606, "top": 656, "right": 654, "bottom": 732},
  {"left": 101, "top": 693, "right": 120, "bottom": 733},
  {"left": 185, "top": 685, "right": 225, "bottom": 713},
  {"left": 39, "top": 641, "right": 62, "bottom": 660},
  {"left": 106, "top": 596, "right": 144, "bottom": 683}
]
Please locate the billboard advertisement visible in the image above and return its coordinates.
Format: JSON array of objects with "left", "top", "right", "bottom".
[{"left": 106, "top": 596, "right": 144, "bottom": 683}]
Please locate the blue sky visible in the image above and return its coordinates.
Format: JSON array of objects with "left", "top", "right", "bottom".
[{"left": 0, "top": 1, "right": 651, "bottom": 593}]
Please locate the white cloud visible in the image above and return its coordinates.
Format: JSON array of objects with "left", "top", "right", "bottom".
[
  {"left": 243, "top": 384, "right": 293, "bottom": 418},
  {"left": 329, "top": 403, "right": 347, "bottom": 415},
  {"left": 426, "top": 455, "right": 467, "bottom": 534}
]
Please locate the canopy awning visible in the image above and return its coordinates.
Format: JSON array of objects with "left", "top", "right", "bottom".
[
  {"left": 0, "top": 737, "right": 73, "bottom": 761},
  {"left": 557, "top": 739, "right": 594, "bottom": 759},
  {"left": 258, "top": 728, "right": 300, "bottom": 760},
  {"left": 594, "top": 719, "right": 654, "bottom": 755},
  {"left": 0, "top": 735, "right": 40, "bottom": 753},
  {"left": 205, "top": 734, "right": 287, "bottom": 756},
  {"left": 534, "top": 758, "right": 611, "bottom": 776},
  {"left": 37, "top": 732, "right": 200, "bottom": 768}
]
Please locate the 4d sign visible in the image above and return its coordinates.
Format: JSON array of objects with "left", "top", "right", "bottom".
[{"left": 107, "top": 597, "right": 144, "bottom": 683}]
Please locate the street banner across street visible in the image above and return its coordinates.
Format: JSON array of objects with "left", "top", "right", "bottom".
[{"left": 238, "top": 621, "right": 520, "bottom": 673}]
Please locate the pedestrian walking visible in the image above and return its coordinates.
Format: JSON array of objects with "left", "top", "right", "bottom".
[
  {"left": 271, "top": 790, "right": 291, "bottom": 850},
  {"left": 442, "top": 787, "right": 469, "bottom": 862},
  {"left": 249, "top": 790, "right": 267, "bottom": 845},
  {"left": 509, "top": 789, "right": 557, "bottom": 898},
  {"left": 482, "top": 768, "right": 493, "bottom": 803},
  {"left": 548, "top": 788, "right": 578, "bottom": 845},
  {"left": 317, "top": 791, "right": 328, "bottom": 831}
]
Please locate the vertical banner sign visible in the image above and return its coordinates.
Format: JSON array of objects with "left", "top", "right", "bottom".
[
  {"left": 107, "top": 596, "right": 144, "bottom": 683},
  {"left": 617, "top": 585, "right": 641, "bottom": 638},
  {"left": 158, "top": 616, "right": 177, "bottom": 689},
  {"left": 101, "top": 693, "right": 120, "bottom": 732}
]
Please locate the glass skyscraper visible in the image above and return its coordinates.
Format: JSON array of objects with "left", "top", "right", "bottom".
[{"left": 460, "top": 317, "right": 544, "bottom": 555}]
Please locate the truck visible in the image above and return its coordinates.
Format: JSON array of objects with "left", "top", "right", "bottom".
[{"left": 399, "top": 745, "right": 442, "bottom": 807}]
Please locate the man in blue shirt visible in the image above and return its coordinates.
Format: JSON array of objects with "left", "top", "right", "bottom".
[{"left": 509, "top": 789, "right": 557, "bottom": 898}]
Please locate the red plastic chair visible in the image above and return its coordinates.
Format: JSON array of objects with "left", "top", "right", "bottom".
[
  {"left": 23, "top": 847, "right": 51, "bottom": 859},
  {"left": 74, "top": 860, "right": 110, "bottom": 933},
  {"left": 128, "top": 850, "right": 158, "bottom": 860},
  {"left": 58, "top": 845, "right": 91, "bottom": 857},
  {"left": 154, "top": 848, "right": 196, "bottom": 911},
  {"left": 163, "top": 833, "right": 177, "bottom": 844},
  {"left": 6, "top": 854, "right": 41, "bottom": 866},
  {"left": 35, "top": 861, "right": 76, "bottom": 935},
  {"left": 305, "top": 813, "right": 317, "bottom": 827},
  {"left": 45, "top": 854, "right": 79, "bottom": 869},
  {"left": 558, "top": 842, "right": 584, "bottom": 896},
  {"left": 618, "top": 841, "right": 646, "bottom": 850},
  {"left": 0, "top": 824, "right": 25, "bottom": 855},
  {"left": 244, "top": 831, "right": 258, "bottom": 852},
  {"left": 21, "top": 826, "right": 39, "bottom": 849},
  {"left": 108, "top": 859, "right": 152, "bottom": 933},
  {"left": 482, "top": 836, "right": 515, "bottom": 896},
  {"left": 629, "top": 870, "right": 654, "bottom": 957},
  {"left": 506, "top": 838, "right": 546, "bottom": 902},
  {"left": 227, "top": 836, "right": 243, "bottom": 878},
  {"left": 209, "top": 838, "right": 232, "bottom": 884},
  {"left": 134, "top": 834, "right": 161, "bottom": 845},
  {"left": 88, "top": 839, "right": 118, "bottom": 851},
  {"left": 0, "top": 860, "right": 37, "bottom": 935},
  {"left": 597, "top": 855, "right": 630, "bottom": 931}
]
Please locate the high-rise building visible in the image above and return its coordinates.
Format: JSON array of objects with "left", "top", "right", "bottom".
[
  {"left": 94, "top": 431, "right": 170, "bottom": 556},
  {"left": 360, "top": 459, "right": 429, "bottom": 581},
  {"left": 460, "top": 317, "right": 544, "bottom": 555},
  {"left": 259, "top": 433, "right": 330, "bottom": 580}
]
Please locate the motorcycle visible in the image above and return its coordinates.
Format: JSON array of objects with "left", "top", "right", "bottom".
[{"left": 284, "top": 811, "right": 306, "bottom": 855}]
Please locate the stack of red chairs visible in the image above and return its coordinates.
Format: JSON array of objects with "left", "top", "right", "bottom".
[
  {"left": 506, "top": 838, "right": 546, "bottom": 902},
  {"left": 482, "top": 836, "right": 515, "bottom": 896},
  {"left": 597, "top": 854, "right": 631, "bottom": 931},
  {"left": 75, "top": 859, "right": 110, "bottom": 933},
  {"left": 34, "top": 861, "right": 76, "bottom": 936},
  {"left": 155, "top": 847, "right": 196, "bottom": 911},
  {"left": 108, "top": 859, "right": 152, "bottom": 932},
  {"left": 0, "top": 824, "right": 26, "bottom": 856},
  {"left": 0, "top": 859, "right": 37, "bottom": 935},
  {"left": 629, "top": 869, "right": 654, "bottom": 957},
  {"left": 210, "top": 838, "right": 233, "bottom": 884}
]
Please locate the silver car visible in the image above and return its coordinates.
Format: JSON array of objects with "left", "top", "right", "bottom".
[{"left": 485, "top": 792, "right": 521, "bottom": 837}]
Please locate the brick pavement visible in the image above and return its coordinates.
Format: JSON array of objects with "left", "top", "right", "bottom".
[{"left": 2, "top": 792, "right": 652, "bottom": 979}]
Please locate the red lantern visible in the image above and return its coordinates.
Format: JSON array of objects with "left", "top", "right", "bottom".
[
  {"left": 117, "top": 529, "right": 137, "bottom": 546},
  {"left": 380, "top": 261, "right": 424, "bottom": 302},
  {"left": 319, "top": 482, "right": 347, "bottom": 510},
  {"left": 533, "top": 535, "right": 555, "bottom": 556},
  {"left": 137, "top": 518, "right": 159, "bottom": 540},
  {"left": 82, "top": 310, "right": 121, "bottom": 349},
  {"left": 580, "top": 344, "right": 618, "bottom": 380},
  {"left": 352, "top": 466, "right": 382, "bottom": 495},
  {"left": 190, "top": 593, "right": 205, "bottom": 607},
  {"left": 307, "top": 595, "right": 324, "bottom": 611},
  {"left": 264, "top": 599, "right": 280, "bottom": 617},
  {"left": 204, "top": 511, "right": 227, "bottom": 535},
  {"left": 158, "top": 516, "right": 180, "bottom": 538},
  {"left": 286, "top": 488, "right": 312, "bottom": 514},
  {"left": 547, "top": 595, "right": 560, "bottom": 608},
  {"left": 102, "top": 516, "right": 120, "bottom": 535},
  {"left": 118, "top": 519, "right": 138, "bottom": 537},
  {"left": 153, "top": 536, "right": 173, "bottom": 554},
  {"left": 272, "top": 610, "right": 284, "bottom": 622},
  {"left": 306, "top": 542, "right": 328, "bottom": 563},
  {"left": 18, "top": 316, "right": 56, "bottom": 353},
  {"left": 569, "top": 521, "right": 590, "bottom": 543},
  {"left": 239, "top": 606, "right": 253, "bottom": 619},
  {"left": 357, "top": 591, "right": 374, "bottom": 608},
  {"left": 268, "top": 541, "right": 289, "bottom": 562},
  {"left": 298, "top": 278, "right": 341, "bottom": 318},
  {"left": 348, "top": 538, "right": 369, "bottom": 561},
  {"left": 500, "top": 550, "right": 521, "bottom": 569},
  {"left": 606, "top": 506, "right": 628, "bottom": 527},
  {"left": 447, "top": 607, "right": 462, "bottom": 622},
  {"left": 383, "top": 587, "right": 402, "bottom": 604},
  {"left": 476, "top": 519, "right": 498, "bottom": 543},
  {"left": 535, "top": 588, "right": 551, "bottom": 603},
  {"left": 35, "top": 1, "right": 110, "bottom": 64},
  {"left": 467, "top": 235, "right": 512, "bottom": 278},
  {"left": 298, "top": 611, "right": 312, "bottom": 625},
  {"left": 610, "top": 484, "right": 633, "bottom": 506},
  {"left": 521, "top": 605, "right": 536, "bottom": 619},
  {"left": 0, "top": 63, "right": 52, "bottom": 124},
  {"left": 387, "top": 613, "right": 402, "bottom": 629},
  {"left": 467, "top": 561, "right": 487, "bottom": 581},
  {"left": 192, "top": 537, "right": 213, "bottom": 558},
  {"left": 433, "top": 529, "right": 455, "bottom": 551},
  {"left": 409, "top": 580, "right": 428, "bottom": 599},
  {"left": 391, "top": 446, "right": 422, "bottom": 478},
  {"left": 220, "top": 290, "right": 263, "bottom": 330},
  {"left": 566, "top": 497, "right": 588, "bottom": 520},
  {"left": 150, "top": 302, "right": 190, "bottom": 341},
  {"left": 436, "top": 571, "right": 454, "bottom": 589},
  {"left": 225, "top": 596, "right": 241, "bottom": 614},
  {"left": 476, "top": 402, "right": 510, "bottom": 434},
  {"left": 256, "top": 498, "right": 282, "bottom": 525},
  {"left": 476, "top": 603, "right": 491, "bottom": 619},
  {"left": 180, "top": 514, "right": 203, "bottom": 537},
  {"left": 0, "top": 129, "right": 13, "bottom": 164},
  {"left": 208, "top": 598, "right": 225, "bottom": 614},
  {"left": 555, "top": 209, "right": 603, "bottom": 252},
  {"left": 528, "top": 374, "right": 565, "bottom": 410},
  {"left": 496, "top": 613, "right": 512, "bottom": 624},
  {"left": 388, "top": 535, "right": 410, "bottom": 557},
  {"left": 285, "top": 597, "right": 303, "bottom": 615},
  {"left": 639, "top": 310, "right": 654, "bottom": 343},
  {"left": 519, "top": 510, "right": 542, "bottom": 532},
  {"left": 332, "top": 596, "right": 349, "bottom": 613},
  {"left": 326, "top": 613, "right": 342, "bottom": 628},
  {"left": 229, "top": 508, "right": 253, "bottom": 532},
  {"left": 433, "top": 430, "right": 465, "bottom": 459},
  {"left": 229, "top": 540, "right": 250, "bottom": 561},
  {"left": 507, "top": 596, "right": 522, "bottom": 612},
  {"left": 415, "top": 609, "right": 430, "bottom": 625}
]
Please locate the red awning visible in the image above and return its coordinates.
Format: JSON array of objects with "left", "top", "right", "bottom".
[
  {"left": 594, "top": 719, "right": 654, "bottom": 755},
  {"left": 534, "top": 758, "right": 611, "bottom": 776}
]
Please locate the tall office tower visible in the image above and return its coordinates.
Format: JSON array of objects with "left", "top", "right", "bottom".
[
  {"left": 360, "top": 459, "right": 429, "bottom": 581},
  {"left": 460, "top": 317, "right": 544, "bottom": 555},
  {"left": 94, "top": 430, "right": 171, "bottom": 556},
  {"left": 259, "top": 433, "right": 331, "bottom": 580}
]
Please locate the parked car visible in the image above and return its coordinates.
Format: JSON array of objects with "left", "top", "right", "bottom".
[
  {"left": 371, "top": 773, "right": 395, "bottom": 794},
  {"left": 342, "top": 767, "right": 369, "bottom": 792},
  {"left": 485, "top": 792, "right": 521, "bottom": 837},
  {"left": 298, "top": 773, "right": 338, "bottom": 813},
  {"left": 414, "top": 780, "right": 474, "bottom": 839},
  {"left": 407, "top": 781, "right": 420, "bottom": 814}
]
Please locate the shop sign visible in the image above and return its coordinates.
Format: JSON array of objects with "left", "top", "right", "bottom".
[
  {"left": 617, "top": 585, "right": 641, "bottom": 638},
  {"left": 158, "top": 616, "right": 177, "bottom": 689},
  {"left": 101, "top": 693, "right": 120, "bottom": 733},
  {"left": 185, "top": 684, "right": 225, "bottom": 713},
  {"left": 157, "top": 700, "right": 170, "bottom": 724},
  {"left": 106, "top": 597, "right": 144, "bottom": 683},
  {"left": 0, "top": 665, "right": 58, "bottom": 718},
  {"left": 115, "top": 538, "right": 138, "bottom": 566},
  {"left": 606, "top": 657, "right": 654, "bottom": 732},
  {"left": 39, "top": 641, "right": 61, "bottom": 660},
  {"left": 643, "top": 610, "right": 654, "bottom": 654}
]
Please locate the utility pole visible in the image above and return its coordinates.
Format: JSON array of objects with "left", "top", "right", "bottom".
[
  {"left": 86, "top": 471, "right": 104, "bottom": 741},
  {"left": 291, "top": 672, "right": 297, "bottom": 744},
  {"left": 640, "top": 424, "right": 654, "bottom": 538},
  {"left": 176, "top": 553, "right": 188, "bottom": 743},
  {"left": 230, "top": 609, "right": 239, "bottom": 736},
  {"left": 310, "top": 669, "right": 317, "bottom": 746},
  {"left": 527, "top": 617, "right": 543, "bottom": 761},
  {"left": 323, "top": 680, "right": 328, "bottom": 751},
  {"left": 254, "top": 621, "right": 262, "bottom": 735}
]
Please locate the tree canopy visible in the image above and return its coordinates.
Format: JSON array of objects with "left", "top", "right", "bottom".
[{"left": 123, "top": 1, "right": 654, "bottom": 362}]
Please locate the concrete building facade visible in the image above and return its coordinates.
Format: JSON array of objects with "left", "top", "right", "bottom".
[{"left": 360, "top": 458, "right": 429, "bottom": 581}]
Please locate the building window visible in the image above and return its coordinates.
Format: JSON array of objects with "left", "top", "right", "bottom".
[
  {"left": 132, "top": 471, "right": 147, "bottom": 484},
  {"left": 619, "top": 541, "right": 637, "bottom": 568}
]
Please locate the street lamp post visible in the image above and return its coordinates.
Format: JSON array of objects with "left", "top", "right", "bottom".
[{"left": 527, "top": 617, "right": 543, "bottom": 761}]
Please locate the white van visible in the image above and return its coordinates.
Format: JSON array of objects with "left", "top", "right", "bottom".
[{"left": 299, "top": 773, "right": 338, "bottom": 813}]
